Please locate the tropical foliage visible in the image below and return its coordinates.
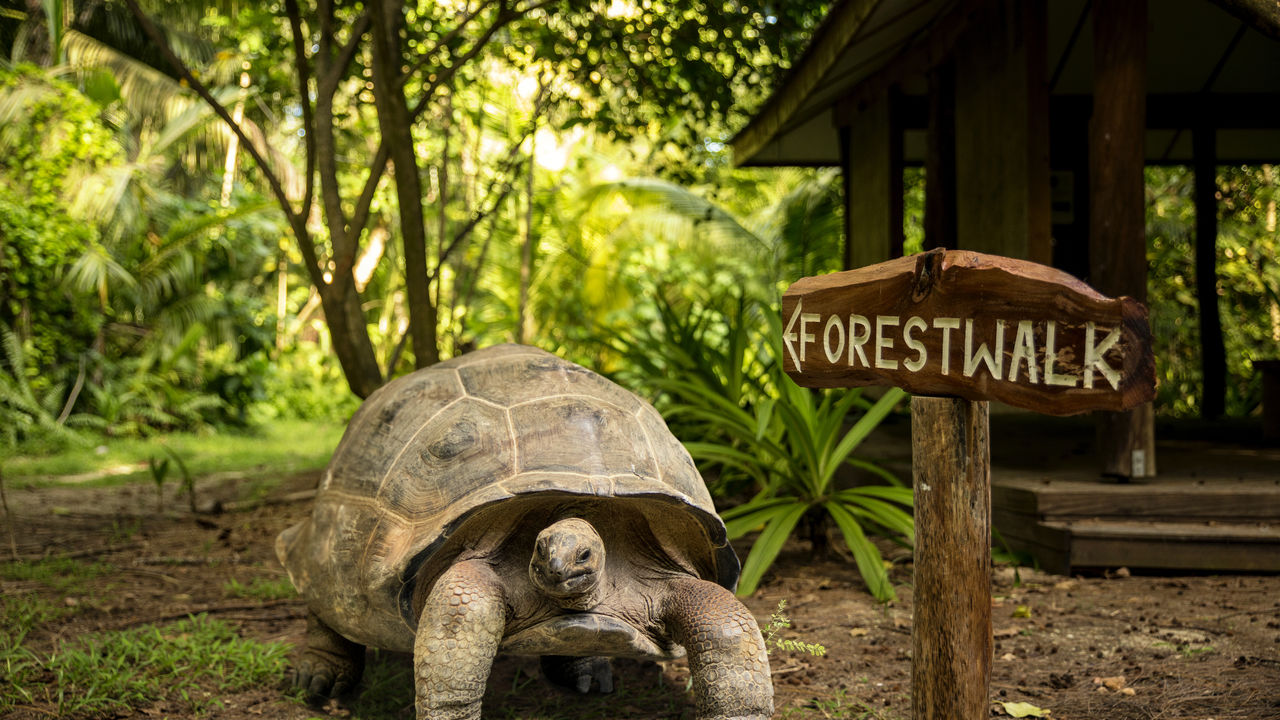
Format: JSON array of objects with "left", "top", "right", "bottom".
[
  {"left": 0, "top": 0, "right": 1276, "bottom": 614},
  {"left": 1147, "top": 165, "right": 1280, "bottom": 417}
]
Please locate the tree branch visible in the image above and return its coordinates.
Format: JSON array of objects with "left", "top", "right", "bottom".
[
  {"left": 427, "top": 85, "right": 548, "bottom": 282},
  {"left": 318, "top": 9, "right": 370, "bottom": 98},
  {"left": 402, "top": 0, "right": 499, "bottom": 84},
  {"left": 120, "top": 0, "right": 297, "bottom": 229},
  {"left": 283, "top": 0, "right": 316, "bottom": 217},
  {"left": 408, "top": 0, "right": 550, "bottom": 119}
]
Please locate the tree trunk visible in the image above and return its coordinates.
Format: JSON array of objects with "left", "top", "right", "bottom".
[
  {"left": 287, "top": 212, "right": 383, "bottom": 398},
  {"left": 370, "top": 0, "right": 438, "bottom": 368}
]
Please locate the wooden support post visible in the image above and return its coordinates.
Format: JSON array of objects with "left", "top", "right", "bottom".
[
  {"left": 844, "top": 89, "right": 895, "bottom": 269},
  {"left": 1091, "top": 0, "right": 1156, "bottom": 477},
  {"left": 952, "top": 0, "right": 1051, "bottom": 263},
  {"left": 911, "top": 396, "right": 992, "bottom": 720},
  {"left": 924, "top": 59, "right": 957, "bottom": 253},
  {"left": 888, "top": 86, "right": 905, "bottom": 260},
  {"left": 1194, "top": 126, "right": 1227, "bottom": 420}
]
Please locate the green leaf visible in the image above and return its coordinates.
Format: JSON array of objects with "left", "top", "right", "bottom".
[
  {"left": 754, "top": 397, "right": 775, "bottom": 440},
  {"left": 826, "top": 501, "right": 896, "bottom": 602},
  {"left": 722, "top": 497, "right": 801, "bottom": 539},
  {"left": 822, "top": 387, "right": 905, "bottom": 485},
  {"left": 835, "top": 491, "right": 915, "bottom": 543},
  {"left": 735, "top": 502, "right": 807, "bottom": 596}
]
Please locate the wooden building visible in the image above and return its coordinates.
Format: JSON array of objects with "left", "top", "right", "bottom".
[{"left": 734, "top": 0, "right": 1280, "bottom": 572}]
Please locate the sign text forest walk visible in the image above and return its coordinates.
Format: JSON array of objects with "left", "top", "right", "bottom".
[{"left": 781, "top": 249, "right": 1155, "bottom": 415}]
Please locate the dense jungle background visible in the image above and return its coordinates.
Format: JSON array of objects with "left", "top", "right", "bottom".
[{"left": 1, "top": 0, "right": 1277, "bottom": 718}]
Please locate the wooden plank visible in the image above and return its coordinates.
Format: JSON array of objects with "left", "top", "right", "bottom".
[
  {"left": 782, "top": 249, "right": 1156, "bottom": 415},
  {"left": 1091, "top": 0, "right": 1156, "bottom": 477},
  {"left": 845, "top": 89, "right": 894, "bottom": 268},
  {"left": 991, "top": 512, "right": 1071, "bottom": 576},
  {"left": 911, "top": 396, "right": 991, "bottom": 720},
  {"left": 1061, "top": 521, "right": 1280, "bottom": 572},
  {"left": 992, "top": 510, "right": 1072, "bottom": 554},
  {"left": 924, "top": 59, "right": 957, "bottom": 252},
  {"left": 993, "top": 481, "right": 1280, "bottom": 520},
  {"left": 990, "top": 484, "right": 1042, "bottom": 516},
  {"left": 1052, "top": 519, "right": 1280, "bottom": 541},
  {"left": 952, "top": 0, "right": 1051, "bottom": 264}
]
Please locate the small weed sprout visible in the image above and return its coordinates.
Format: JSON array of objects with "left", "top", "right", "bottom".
[
  {"left": 763, "top": 600, "right": 827, "bottom": 657},
  {"left": 147, "top": 455, "right": 170, "bottom": 513},
  {"left": 160, "top": 446, "right": 196, "bottom": 512}
]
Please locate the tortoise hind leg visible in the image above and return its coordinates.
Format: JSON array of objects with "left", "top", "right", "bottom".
[
  {"left": 540, "top": 655, "right": 614, "bottom": 694},
  {"left": 415, "top": 559, "right": 506, "bottom": 720},
  {"left": 663, "top": 577, "right": 773, "bottom": 720},
  {"left": 293, "top": 610, "right": 365, "bottom": 700}
]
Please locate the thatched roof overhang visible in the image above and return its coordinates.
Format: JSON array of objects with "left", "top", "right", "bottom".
[{"left": 733, "top": 0, "right": 1280, "bottom": 167}]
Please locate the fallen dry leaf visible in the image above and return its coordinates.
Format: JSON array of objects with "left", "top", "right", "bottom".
[
  {"left": 849, "top": 627, "right": 869, "bottom": 638},
  {"left": 1093, "top": 675, "right": 1127, "bottom": 692},
  {"left": 1000, "top": 700, "right": 1051, "bottom": 717}
]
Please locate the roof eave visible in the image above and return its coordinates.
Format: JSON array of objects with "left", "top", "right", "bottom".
[{"left": 731, "top": 0, "right": 885, "bottom": 167}]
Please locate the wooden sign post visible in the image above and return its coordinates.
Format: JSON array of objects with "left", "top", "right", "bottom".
[{"left": 781, "top": 249, "right": 1155, "bottom": 720}]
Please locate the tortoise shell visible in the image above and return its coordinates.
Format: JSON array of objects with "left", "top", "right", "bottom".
[{"left": 277, "top": 344, "right": 738, "bottom": 651}]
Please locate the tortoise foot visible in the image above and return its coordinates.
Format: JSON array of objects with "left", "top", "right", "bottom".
[
  {"left": 292, "top": 611, "right": 365, "bottom": 701},
  {"left": 540, "top": 655, "right": 614, "bottom": 694}
]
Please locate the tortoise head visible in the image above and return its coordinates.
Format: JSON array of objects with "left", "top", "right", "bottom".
[{"left": 529, "top": 518, "right": 605, "bottom": 610}]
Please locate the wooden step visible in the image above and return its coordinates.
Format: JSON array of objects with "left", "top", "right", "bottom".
[
  {"left": 994, "top": 513, "right": 1280, "bottom": 574},
  {"left": 992, "top": 477, "right": 1280, "bottom": 523}
]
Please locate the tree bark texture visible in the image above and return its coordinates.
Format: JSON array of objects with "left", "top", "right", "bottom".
[
  {"left": 911, "top": 396, "right": 991, "bottom": 720},
  {"left": 370, "top": 0, "right": 439, "bottom": 368},
  {"left": 286, "top": 213, "right": 384, "bottom": 399}
]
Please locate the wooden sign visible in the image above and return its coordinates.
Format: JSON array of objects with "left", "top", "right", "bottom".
[{"left": 781, "top": 248, "right": 1155, "bottom": 415}]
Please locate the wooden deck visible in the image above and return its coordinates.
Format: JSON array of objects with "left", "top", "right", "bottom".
[
  {"left": 862, "top": 411, "right": 1280, "bottom": 575},
  {"left": 987, "top": 415, "right": 1280, "bottom": 574}
]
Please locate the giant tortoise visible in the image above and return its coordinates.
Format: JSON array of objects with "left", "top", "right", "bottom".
[{"left": 277, "top": 344, "right": 772, "bottom": 719}]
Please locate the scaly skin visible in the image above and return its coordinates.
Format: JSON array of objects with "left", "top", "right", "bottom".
[
  {"left": 415, "top": 559, "right": 506, "bottom": 720},
  {"left": 663, "top": 577, "right": 773, "bottom": 720},
  {"left": 293, "top": 611, "right": 365, "bottom": 701}
]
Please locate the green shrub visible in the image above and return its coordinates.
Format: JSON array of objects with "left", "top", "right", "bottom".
[{"left": 604, "top": 294, "right": 911, "bottom": 601}]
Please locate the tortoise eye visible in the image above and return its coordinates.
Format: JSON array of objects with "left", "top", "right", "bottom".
[
  {"left": 536, "top": 542, "right": 548, "bottom": 558},
  {"left": 577, "top": 548, "right": 591, "bottom": 563}
]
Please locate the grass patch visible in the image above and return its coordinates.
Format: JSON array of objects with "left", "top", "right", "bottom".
[
  {"left": 1, "top": 614, "right": 290, "bottom": 716},
  {"left": 1, "top": 557, "right": 114, "bottom": 595},
  {"left": 225, "top": 576, "right": 297, "bottom": 601},
  {"left": 1, "top": 594, "right": 69, "bottom": 638},
  {"left": 3, "top": 419, "right": 344, "bottom": 488}
]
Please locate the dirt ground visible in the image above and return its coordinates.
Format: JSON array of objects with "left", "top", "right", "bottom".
[{"left": 3, "top": 471, "right": 1279, "bottom": 720}]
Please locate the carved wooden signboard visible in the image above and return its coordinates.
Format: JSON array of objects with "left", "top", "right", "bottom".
[
  {"left": 781, "top": 248, "right": 1156, "bottom": 414},
  {"left": 782, "top": 248, "right": 1155, "bottom": 720}
]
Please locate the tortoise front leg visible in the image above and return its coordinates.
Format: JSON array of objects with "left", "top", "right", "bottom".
[
  {"left": 415, "top": 559, "right": 506, "bottom": 720},
  {"left": 664, "top": 578, "right": 773, "bottom": 720},
  {"left": 292, "top": 610, "right": 365, "bottom": 700}
]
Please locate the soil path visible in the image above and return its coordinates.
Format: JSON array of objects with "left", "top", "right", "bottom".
[{"left": 2, "top": 472, "right": 1278, "bottom": 719}]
